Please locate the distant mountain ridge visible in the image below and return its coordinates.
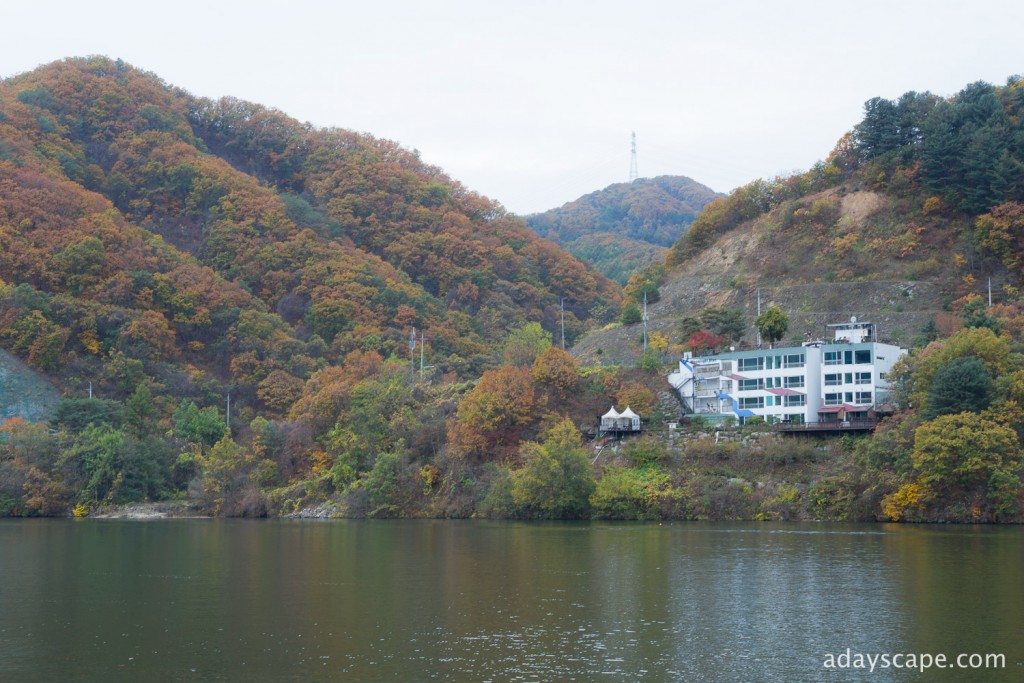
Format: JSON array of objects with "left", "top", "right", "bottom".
[{"left": 525, "top": 175, "right": 721, "bottom": 283}]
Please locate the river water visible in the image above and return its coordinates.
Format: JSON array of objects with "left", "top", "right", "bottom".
[{"left": 0, "top": 520, "right": 1021, "bottom": 682}]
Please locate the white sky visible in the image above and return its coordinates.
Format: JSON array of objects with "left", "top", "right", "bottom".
[{"left": 2, "top": 0, "right": 1022, "bottom": 214}]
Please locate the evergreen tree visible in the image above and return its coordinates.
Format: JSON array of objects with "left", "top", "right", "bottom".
[
  {"left": 922, "top": 357, "right": 992, "bottom": 420},
  {"left": 855, "top": 97, "right": 901, "bottom": 159}
]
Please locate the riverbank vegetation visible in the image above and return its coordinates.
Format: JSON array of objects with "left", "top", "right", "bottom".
[{"left": 4, "top": 313, "right": 1024, "bottom": 523}]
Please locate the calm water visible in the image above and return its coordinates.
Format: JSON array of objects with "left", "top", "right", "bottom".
[{"left": 0, "top": 520, "right": 1021, "bottom": 682}]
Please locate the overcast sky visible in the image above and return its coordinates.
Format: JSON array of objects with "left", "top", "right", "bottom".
[{"left": 3, "top": 0, "right": 1022, "bottom": 214}]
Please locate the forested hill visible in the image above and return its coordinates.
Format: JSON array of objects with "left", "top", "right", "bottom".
[
  {"left": 525, "top": 176, "right": 721, "bottom": 283},
  {"left": 0, "top": 56, "right": 619, "bottom": 406}
]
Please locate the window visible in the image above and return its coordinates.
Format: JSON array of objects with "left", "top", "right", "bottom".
[
  {"left": 845, "top": 392, "right": 854, "bottom": 403},
  {"left": 824, "top": 351, "right": 841, "bottom": 365},
  {"left": 784, "top": 395, "right": 806, "bottom": 407},
  {"left": 738, "top": 379, "right": 763, "bottom": 391},
  {"left": 784, "top": 353, "right": 805, "bottom": 368},
  {"left": 855, "top": 350, "right": 871, "bottom": 364},
  {"left": 844, "top": 350, "right": 854, "bottom": 365},
  {"left": 855, "top": 372, "right": 871, "bottom": 385},
  {"left": 855, "top": 391, "right": 873, "bottom": 404},
  {"left": 739, "top": 397, "right": 764, "bottom": 409},
  {"left": 824, "top": 373, "right": 841, "bottom": 386},
  {"left": 784, "top": 376, "right": 804, "bottom": 389},
  {"left": 738, "top": 357, "right": 764, "bottom": 371},
  {"left": 824, "top": 393, "right": 842, "bottom": 406}
]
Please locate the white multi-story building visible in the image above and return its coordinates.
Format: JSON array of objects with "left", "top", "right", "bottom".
[{"left": 668, "top": 320, "right": 906, "bottom": 425}]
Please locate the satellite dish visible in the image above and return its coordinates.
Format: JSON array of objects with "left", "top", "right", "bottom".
[{"left": 850, "top": 316, "right": 857, "bottom": 324}]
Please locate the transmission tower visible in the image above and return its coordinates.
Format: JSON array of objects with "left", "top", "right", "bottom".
[{"left": 629, "top": 131, "right": 638, "bottom": 182}]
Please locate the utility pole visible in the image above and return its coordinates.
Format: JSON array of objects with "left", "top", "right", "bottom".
[
  {"left": 629, "top": 131, "right": 638, "bottom": 182},
  {"left": 88, "top": 381, "right": 93, "bottom": 400},
  {"left": 226, "top": 391, "right": 231, "bottom": 435},
  {"left": 410, "top": 327, "right": 416, "bottom": 385},
  {"left": 988, "top": 277, "right": 993, "bottom": 308},
  {"left": 756, "top": 288, "right": 762, "bottom": 348}
]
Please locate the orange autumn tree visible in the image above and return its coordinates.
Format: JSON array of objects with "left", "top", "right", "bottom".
[
  {"left": 616, "top": 381, "right": 657, "bottom": 417},
  {"left": 531, "top": 346, "right": 579, "bottom": 399},
  {"left": 447, "top": 366, "right": 540, "bottom": 461}
]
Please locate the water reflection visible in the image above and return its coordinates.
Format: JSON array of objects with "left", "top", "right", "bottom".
[{"left": 0, "top": 520, "right": 1021, "bottom": 682}]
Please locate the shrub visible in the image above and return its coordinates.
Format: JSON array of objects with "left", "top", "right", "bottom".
[
  {"left": 591, "top": 467, "right": 657, "bottom": 520},
  {"left": 622, "top": 438, "right": 667, "bottom": 467}
]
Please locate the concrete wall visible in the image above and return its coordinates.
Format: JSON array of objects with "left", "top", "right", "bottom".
[{"left": 0, "top": 349, "right": 59, "bottom": 423}]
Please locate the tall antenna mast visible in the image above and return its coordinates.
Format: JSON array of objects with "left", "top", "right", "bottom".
[
  {"left": 419, "top": 329, "right": 434, "bottom": 381},
  {"left": 629, "top": 131, "right": 638, "bottom": 182}
]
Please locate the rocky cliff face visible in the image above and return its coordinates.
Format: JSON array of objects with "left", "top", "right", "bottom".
[{"left": 0, "top": 349, "right": 59, "bottom": 423}]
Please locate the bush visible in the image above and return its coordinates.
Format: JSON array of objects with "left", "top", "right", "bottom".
[
  {"left": 590, "top": 467, "right": 657, "bottom": 520},
  {"left": 509, "top": 419, "right": 595, "bottom": 519},
  {"left": 621, "top": 304, "right": 643, "bottom": 325},
  {"left": 622, "top": 438, "right": 667, "bottom": 467},
  {"left": 477, "top": 466, "right": 516, "bottom": 519},
  {"left": 52, "top": 398, "right": 124, "bottom": 432}
]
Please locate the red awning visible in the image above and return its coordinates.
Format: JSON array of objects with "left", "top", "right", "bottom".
[
  {"left": 818, "top": 404, "right": 857, "bottom": 413},
  {"left": 768, "top": 388, "right": 803, "bottom": 396}
]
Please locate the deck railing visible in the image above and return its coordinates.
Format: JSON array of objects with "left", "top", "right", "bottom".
[{"left": 772, "top": 419, "right": 878, "bottom": 432}]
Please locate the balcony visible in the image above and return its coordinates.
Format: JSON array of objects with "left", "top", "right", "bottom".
[{"left": 773, "top": 419, "right": 879, "bottom": 433}]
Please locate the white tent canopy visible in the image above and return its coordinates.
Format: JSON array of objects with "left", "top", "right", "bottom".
[
  {"left": 600, "top": 405, "right": 640, "bottom": 432},
  {"left": 600, "top": 406, "right": 621, "bottom": 430},
  {"left": 617, "top": 406, "right": 641, "bottom": 430}
]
